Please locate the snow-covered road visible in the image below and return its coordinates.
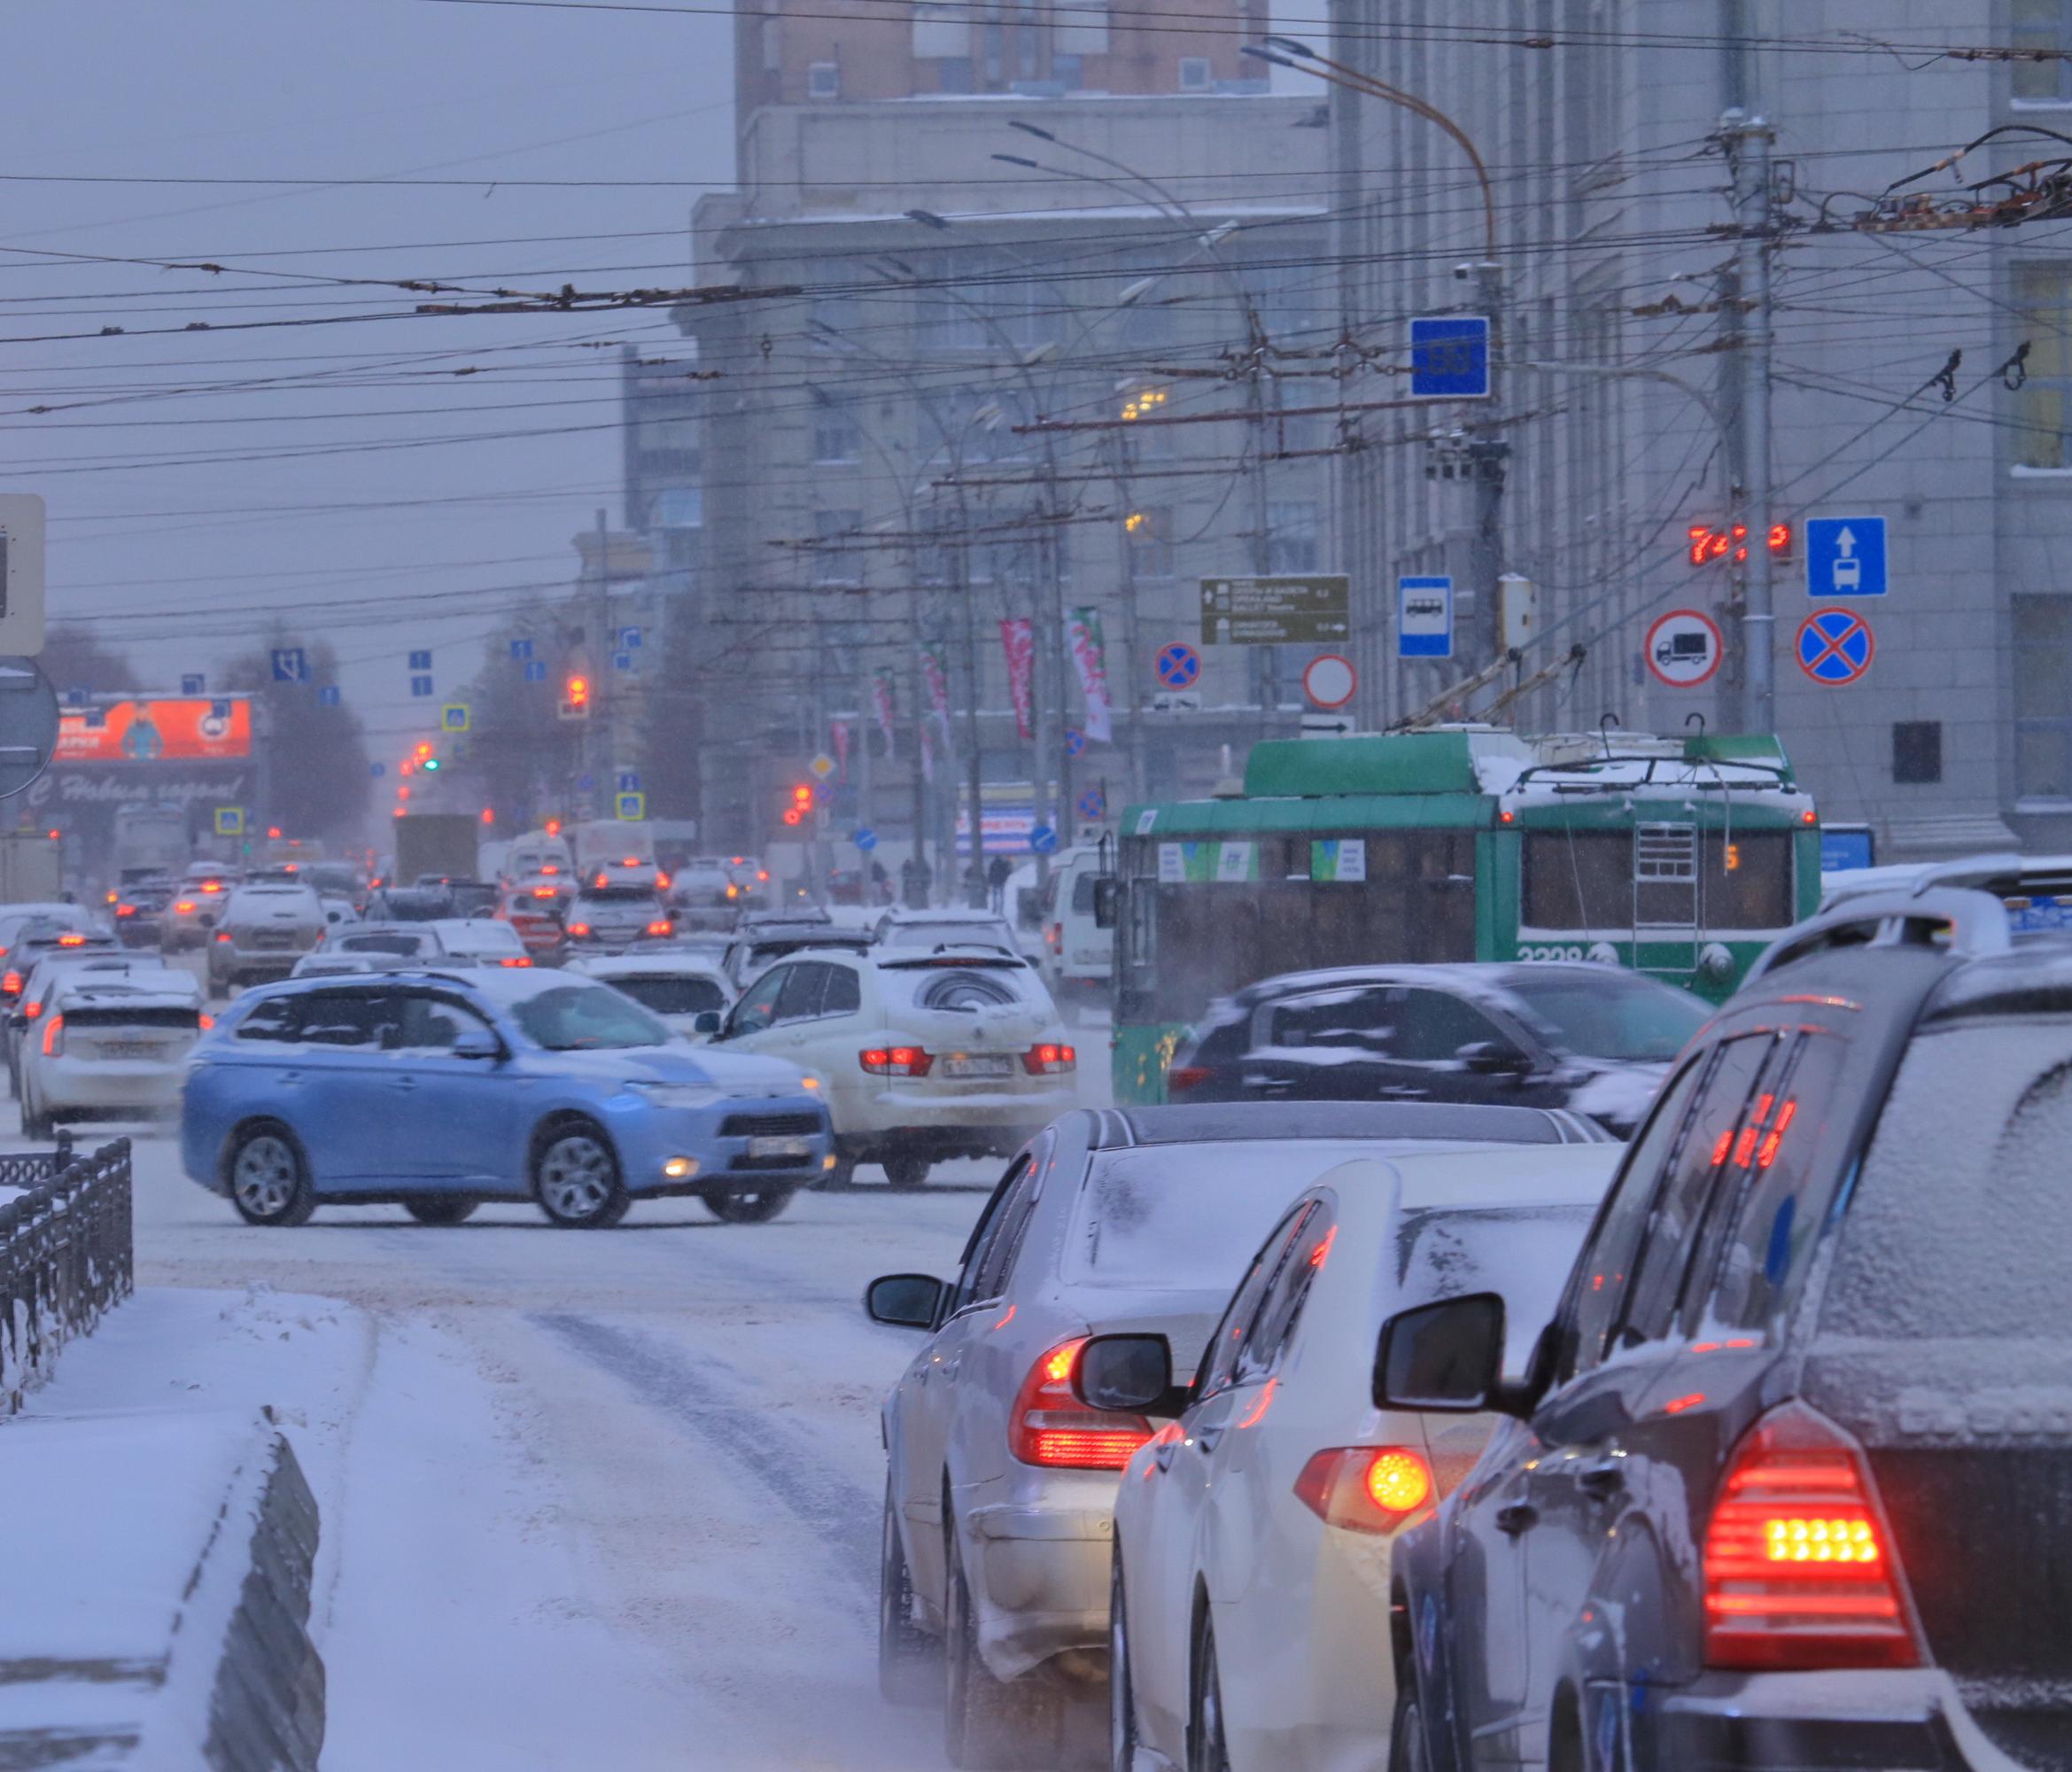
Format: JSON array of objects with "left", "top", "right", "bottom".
[{"left": 123, "top": 1131, "right": 1041, "bottom": 1770}]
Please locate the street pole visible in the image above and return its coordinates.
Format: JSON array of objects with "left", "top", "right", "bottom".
[
  {"left": 1468, "top": 261, "right": 1509, "bottom": 670},
  {"left": 593, "top": 506, "right": 614, "bottom": 814},
  {"left": 1726, "top": 110, "right": 1778, "bottom": 735}
]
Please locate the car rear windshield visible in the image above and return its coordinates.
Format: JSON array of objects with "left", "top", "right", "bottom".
[
  {"left": 1820, "top": 1020, "right": 2072, "bottom": 1343},
  {"left": 880, "top": 957, "right": 1037, "bottom": 1012},
  {"left": 1501, "top": 972, "right": 1706, "bottom": 1062},
  {"left": 607, "top": 975, "right": 727, "bottom": 1016},
  {"left": 881, "top": 922, "right": 1014, "bottom": 951},
  {"left": 578, "top": 888, "right": 662, "bottom": 907},
  {"left": 64, "top": 1005, "right": 200, "bottom": 1030},
  {"left": 511, "top": 983, "right": 669, "bottom": 1051},
  {"left": 1059, "top": 1141, "right": 1378, "bottom": 1289},
  {"left": 339, "top": 933, "right": 426, "bottom": 955}
]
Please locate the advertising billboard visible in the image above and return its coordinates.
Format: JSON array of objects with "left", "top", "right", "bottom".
[{"left": 55, "top": 698, "right": 251, "bottom": 764}]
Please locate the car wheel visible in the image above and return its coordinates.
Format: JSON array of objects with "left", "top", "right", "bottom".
[
  {"left": 1110, "top": 1548, "right": 1140, "bottom": 1772},
  {"left": 1187, "top": 1610, "right": 1231, "bottom": 1772},
  {"left": 882, "top": 1154, "right": 932, "bottom": 1191},
  {"left": 878, "top": 1478, "right": 938, "bottom": 1706},
  {"left": 943, "top": 1512, "right": 1061, "bottom": 1768},
  {"left": 228, "top": 1124, "right": 316, "bottom": 1227},
  {"left": 702, "top": 1185, "right": 795, "bottom": 1224},
  {"left": 531, "top": 1122, "right": 630, "bottom": 1228},
  {"left": 402, "top": 1197, "right": 478, "bottom": 1226},
  {"left": 1389, "top": 1675, "right": 1432, "bottom": 1772}
]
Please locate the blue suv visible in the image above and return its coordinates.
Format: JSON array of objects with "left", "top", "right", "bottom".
[{"left": 182, "top": 968, "right": 832, "bottom": 1227}]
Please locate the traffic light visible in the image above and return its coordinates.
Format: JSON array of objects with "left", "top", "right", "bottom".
[
  {"left": 560, "top": 674, "right": 591, "bottom": 721},
  {"left": 782, "top": 782, "right": 814, "bottom": 828},
  {"left": 481, "top": 807, "right": 495, "bottom": 826},
  {"left": 422, "top": 755, "right": 441, "bottom": 772}
]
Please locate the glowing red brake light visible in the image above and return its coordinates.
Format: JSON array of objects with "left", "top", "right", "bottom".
[
  {"left": 198, "top": 1014, "right": 215, "bottom": 1030},
  {"left": 1703, "top": 1402, "right": 1919, "bottom": 1671},
  {"left": 57, "top": 934, "right": 85, "bottom": 948},
  {"left": 175, "top": 900, "right": 196, "bottom": 913},
  {"left": 568, "top": 922, "right": 591, "bottom": 937},
  {"left": 1165, "top": 1064, "right": 1209, "bottom": 1095},
  {"left": 1, "top": 971, "right": 19, "bottom": 996},
  {"left": 115, "top": 904, "right": 135, "bottom": 918},
  {"left": 200, "top": 881, "right": 221, "bottom": 893},
  {"left": 40, "top": 1013, "right": 63, "bottom": 1058},
  {"left": 860, "top": 1045, "right": 934, "bottom": 1076},
  {"left": 1293, "top": 1446, "right": 1434, "bottom": 1533},
  {"left": 1021, "top": 1042, "right": 1076, "bottom": 1075},
  {"left": 645, "top": 920, "right": 674, "bottom": 937},
  {"left": 1009, "top": 1338, "right": 1152, "bottom": 1471},
  {"left": 214, "top": 931, "right": 232, "bottom": 944},
  {"left": 500, "top": 956, "right": 532, "bottom": 968}
]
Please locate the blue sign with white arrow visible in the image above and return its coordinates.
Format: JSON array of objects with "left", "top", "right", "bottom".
[
  {"left": 318, "top": 685, "right": 341, "bottom": 707},
  {"left": 853, "top": 828, "right": 877, "bottom": 852},
  {"left": 269, "top": 649, "right": 307, "bottom": 684},
  {"left": 407, "top": 649, "right": 432, "bottom": 672},
  {"left": 523, "top": 660, "right": 547, "bottom": 683},
  {"left": 1805, "top": 516, "right": 1887, "bottom": 598},
  {"left": 509, "top": 638, "right": 533, "bottom": 662},
  {"left": 1029, "top": 824, "right": 1059, "bottom": 855}
]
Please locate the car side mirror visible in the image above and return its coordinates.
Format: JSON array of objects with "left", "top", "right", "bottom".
[
  {"left": 6, "top": 1013, "right": 23, "bottom": 1030},
  {"left": 1092, "top": 877, "right": 1122, "bottom": 929},
  {"left": 1373, "top": 1292, "right": 1516, "bottom": 1414},
  {"left": 691, "top": 1010, "right": 724, "bottom": 1037},
  {"left": 451, "top": 1027, "right": 502, "bottom": 1061},
  {"left": 865, "top": 1272, "right": 944, "bottom": 1330},
  {"left": 1458, "top": 1039, "right": 1532, "bottom": 1076},
  {"left": 1073, "top": 1333, "right": 1189, "bottom": 1418}
]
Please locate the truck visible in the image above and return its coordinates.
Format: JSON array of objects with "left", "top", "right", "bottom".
[
  {"left": 113, "top": 801, "right": 190, "bottom": 884},
  {"left": 0, "top": 831, "right": 62, "bottom": 905},
  {"left": 392, "top": 812, "right": 483, "bottom": 887}
]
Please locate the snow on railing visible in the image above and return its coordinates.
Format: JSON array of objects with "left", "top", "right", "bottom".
[{"left": 0, "top": 1136, "right": 133, "bottom": 1413}]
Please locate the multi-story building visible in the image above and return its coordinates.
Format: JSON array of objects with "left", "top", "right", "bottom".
[
  {"left": 681, "top": 4, "right": 1332, "bottom": 877},
  {"left": 1334, "top": 0, "right": 2072, "bottom": 859}
]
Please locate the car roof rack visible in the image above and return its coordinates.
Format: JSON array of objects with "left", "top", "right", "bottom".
[{"left": 1744, "top": 885, "right": 2015, "bottom": 983}]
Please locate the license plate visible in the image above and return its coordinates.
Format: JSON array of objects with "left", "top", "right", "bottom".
[
  {"left": 99, "top": 1041, "right": 161, "bottom": 1060},
  {"left": 253, "top": 933, "right": 292, "bottom": 949},
  {"left": 2009, "top": 896, "right": 2072, "bottom": 933},
  {"left": 748, "top": 1135, "right": 811, "bottom": 1159},
  {"left": 943, "top": 1053, "right": 1013, "bottom": 1079}
]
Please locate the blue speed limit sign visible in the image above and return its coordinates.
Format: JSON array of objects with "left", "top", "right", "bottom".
[{"left": 1154, "top": 642, "right": 1200, "bottom": 689}]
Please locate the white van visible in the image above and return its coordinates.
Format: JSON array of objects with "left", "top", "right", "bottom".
[
  {"left": 504, "top": 829, "right": 575, "bottom": 882},
  {"left": 1036, "top": 844, "right": 1112, "bottom": 1018}
]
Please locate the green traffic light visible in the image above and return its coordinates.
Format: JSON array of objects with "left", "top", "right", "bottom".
[{"left": 422, "top": 757, "right": 441, "bottom": 771}]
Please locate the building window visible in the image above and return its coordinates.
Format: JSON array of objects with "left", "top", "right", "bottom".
[
  {"left": 1179, "top": 56, "right": 1213, "bottom": 90},
  {"left": 1267, "top": 500, "right": 1320, "bottom": 573},
  {"left": 811, "top": 395, "right": 860, "bottom": 464},
  {"left": 912, "top": 0, "right": 969, "bottom": 57},
  {"left": 2015, "top": 595, "right": 2072, "bottom": 799},
  {"left": 2014, "top": 0, "right": 2072, "bottom": 102},
  {"left": 1892, "top": 720, "right": 1943, "bottom": 785},
  {"left": 654, "top": 487, "right": 702, "bottom": 530},
  {"left": 939, "top": 56, "right": 973, "bottom": 92},
  {"left": 811, "top": 508, "right": 864, "bottom": 586},
  {"left": 809, "top": 283, "right": 859, "bottom": 347},
  {"left": 1125, "top": 507, "right": 1174, "bottom": 579},
  {"left": 2015, "top": 261, "right": 2072, "bottom": 468},
  {"left": 807, "top": 60, "right": 840, "bottom": 98}
]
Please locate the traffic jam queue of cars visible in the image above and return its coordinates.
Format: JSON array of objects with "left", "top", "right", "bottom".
[{"left": 856, "top": 865, "right": 2072, "bottom": 1772}]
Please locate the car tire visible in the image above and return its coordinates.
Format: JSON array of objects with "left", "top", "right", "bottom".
[
  {"left": 882, "top": 1154, "right": 932, "bottom": 1191},
  {"left": 943, "top": 1513, "right": 1061, "bottom": 1769},
  {"left": 227, "top": 1123, "right": 316, "bottom": 1227},
  {"left": 1187, "top": 1610, "right": 1231, "bottom": 1772},
  {"left": 1389, "top": 1674, "right": 1432, "bottom": 1772},
  {"left": 1109, "top": 1548, "right": 1140, "bottom": 1772},
  {"left": 402, "top": 1197, "right": 478, "bottom": 1226},
  {"left": 703, "top": 1185, "right": 795, "bottom": 1224},
  {"left": 531, "top": 1120, "right": 631, "bottom": 1228},
  {"left": 878, "top": 1479, "right": 938, "bottom": 1706}
]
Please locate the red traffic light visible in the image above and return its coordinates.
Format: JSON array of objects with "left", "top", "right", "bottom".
[
  {"left": 481, "top": 807, "right": 495, "bottom": 826},
  {"left": 566, "top": 675, "right": 590, "bottom": 707},
  {"left": 781, "top": 807, "right": 804, "bottom": 827}
]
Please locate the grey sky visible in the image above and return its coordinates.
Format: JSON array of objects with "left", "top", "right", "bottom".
[{"left": 0, "top": 0, "right": 732, "bottom": 773}]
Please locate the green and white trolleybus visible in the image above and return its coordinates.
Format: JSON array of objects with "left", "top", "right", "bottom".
[{"left": 1111, "top": 727, "right": 1821, "bottom": 1103}]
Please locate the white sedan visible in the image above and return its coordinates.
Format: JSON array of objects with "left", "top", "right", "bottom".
[
  {"left": 564, "top": 953, "right": 733, "bottom": 1039},
  {"left": 712, "top": 945, "right": 1075, "bottom": 1187},
  {"left": 19, "top": 963, "right": 210, "bottom": 1138},
  {"left": 1096, "top": 1144, "right": 1617, "bottom": 1772}
]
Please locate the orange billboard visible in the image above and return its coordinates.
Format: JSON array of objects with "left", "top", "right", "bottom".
[{"left": 56, "top": 698, "right": 252, "bottom": 764}]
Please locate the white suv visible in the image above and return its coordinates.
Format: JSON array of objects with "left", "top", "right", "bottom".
[
  {"left": 209, "top": 883, "right": 327, "bottom": 990},
  {"left": 713, "top": 946, "right": 1076, "bottom": 1187}
]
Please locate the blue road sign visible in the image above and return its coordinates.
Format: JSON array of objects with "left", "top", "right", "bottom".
[
  {"left": 613, "top": 651, "right": 633, "bottom": 672},
  {"left": 1804, "top": 516, "right": 1886, "bottom": 598},
  {"left": 618, "top": 626, "right": 642, "bottom": 650},
  {"left": 1154, "top": 642, "right": 1200, "bottom": 690},
  {"left": 854, "top": 828, "right": 878, "bottom": 852},
  {"left": 523, "top": 659, "right": 547, "bottom": 683},
  {"left": 1398, "top": 576, "right": 1455, "bottom": 659},
  {"left": 210, "top": 700, "right": 230, "bottom": 720},
  {"left": 1077, "top": 787, "right": 1107, "bottom": 821},
  {"left": 83, "top": 709, "right": 106, "bottom": 729},
  {"left": 509, "top": 638, "right": 533, "bottom": 662},
  {"left": 407, "top": 649, "right": 432, "bottom": 672},
  {"left": 269, "top": 649, "right": 307, "bottom": 684},
  {"left": 1030, "top": 823, "right": 1059, "bottom": 855},
  {"left": 369, "top": 762, "right": 385, "bottom": 779},
  {"left": 1409, "top": 316, "right": 1492, "bottom": 400},
  {"left": 409, "top": 674, "right": 433, "bottom": 698},
  {"left": 181, "top": 673, "right": 205, "bottom": 696},
  {"left": 617, "top": 771, "right": 640, "bottom": 792},
  {"left": 615, "top": 791, "right": 646, "bottom": 821},
  {"left": 1797, "top": 607, "right": 1876, "bottom": 685},
  {"left": 318, "top": 685, "right": 341, "bottom": 707},
  {"left": 1820, "top": 827, "right": 1875, "bottom": 872},
  {"left": 64, "top": 685, "right": 89, "bottom": 706},
  {"left": 1066, "top": 727, "right": 1085, "bottom": 758},
  {"left": 577, "top": 773, "right": 595, "bottom": 792},
  {"left": 213, "top": 807, "right": 244, "bottom": 837}
]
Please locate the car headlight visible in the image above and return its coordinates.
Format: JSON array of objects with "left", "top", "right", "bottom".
[{"left": 623, "top": 1081, "right": 727, "bottom": 1110}]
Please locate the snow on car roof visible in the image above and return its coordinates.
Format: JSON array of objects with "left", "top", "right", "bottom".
[
  {"left": 571, "top": 954, "right": 727, "bottom": 978},
  {"left": 54, "top": 968, "right": 199, "bottom": 1006}
]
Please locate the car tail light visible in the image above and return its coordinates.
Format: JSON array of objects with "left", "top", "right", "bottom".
[
  {"left": 1022, "top": 1042, "right": 1076, "bottom": 1075},
  {"left": 1293, "top": 1446, "right": 1434, "bottom": 1534},
  {"left": 1, "top": 971, "right": 18, "bottom": 997},
  {"left": 645, "top": 920, "right": 674, "bottom": 937},
  {"left": 38, "top": 1014, "right": 60, "bottom": 1056},
  {"left": 214, "top": 931, "right": 232, "bottom": 944},
  {"left": 1047, "top": 921, "right": 1062, "bottom": 954},
  {"left": 175, "top": 900, "right": 196, "bottom": 914},
  {"left": 115, "top": 904, "right": 135, "bottom": 918},
  {"left": 201, "top": 881, "right": 221, "bottom": 894},
  {"left": 198, "top": 1014, "right": 214, "bottom": 1030},
  {"left": 859, "top": 1045, "right": 933, "bottom": 1077},
  {"left": 594, "top": 874, "right": 609, "bottom": 888},
  {"left": 621, "top": 857, "right": 640, "bottom": 867},
  {"left": 1009, "top": 1339, "right": 1152, "bottom": 1471},
  {"left": 22, "top": 1000, "right": 40, "bottom": 1021},
  {"left": 726, "top": 884, "right": 740, "bottom": 899},
  {"left": 1166, "top": 1064, "right": 1209, "bottom": 1095},
  {"left": 757, "top": 869, "right": 769, "bottom": 882},
  {"left": 1703, "top": 1402, "right": 1920, "bottom": 1671},
  {"left": 500, "top": 956, "right": 532, "bottom": 968},
  {"left": 656, "top": 872, "right": 671, "bottom": 890},
  {"left": 569, "top": 921, "right": 591, "bottom": 937},
  {"left": 532, "top": 886, "right": 555, "bottom": 899},
  {"left": 57, "top": 934, "right": 84, "bottom": 948}
]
